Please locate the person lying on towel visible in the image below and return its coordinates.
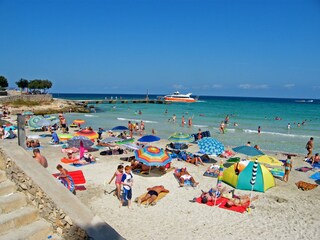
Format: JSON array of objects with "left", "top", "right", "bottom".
[
  {"left": 176, "top": 168, "right": 199, "bottom": 187},
  {"left": 73, "top": 154, "right": 96, "bottom": 165},
  {"left": 225, "top": 195, "right": 259, "bottom": 208},
  {"left": 136, "top": 185, "right": 169, "bottom": 206}
]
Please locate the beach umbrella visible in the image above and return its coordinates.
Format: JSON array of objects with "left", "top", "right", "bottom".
[
  {"left": 222, "top": 160, "right": 275, "bottom": 192},
  {"left": 232, "top": 146, "right": 264, "bottom": 156},
  {"left": 67, "top": 136, "right": 94, "bottom": 149},
  {"left": 138, "top": 135, "right": 160, "bottom": 143},
  {"left": 58, "top": 133, "right": 73, "bottom": 141},
  {"left": 197, "top": 137, "right": 224, "bottom": 156},
  {"left": 249, "top": 155, "right": 283, "bottom": 166},
  {"left": 36, "top": 118, "right": 52, "bottom": 128},
  {"left": 168, "top": 132, "right": 193, "bottom": 143},
  {"left": 101, "top": 137, "right": 123, "bottom": 143},
  {"left": 73, "top": 119, "right": 86, "bottom": 126},
  {"left": 74, "top": 129, "right": 98, "bottom": 140},
  {"left": 22, "top": 111, "right": 34, "bottom": 116},
  {"left": 28, "top": 116, "right": 44, "bottom": 129},
  {"left": 134, "top": 146, "right": 172, "bottom": 166},
  {"left": 214, "top": 161, "right": 224, "bottom": 206},
  {"left": 112, "top": 126, "right": 129, "bottom": 131}
]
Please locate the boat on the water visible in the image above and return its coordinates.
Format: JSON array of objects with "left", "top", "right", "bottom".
[
  {"left": 295, "top": 99, "right": 314, "bottom": 103},
  {"left": 163, "top": 91, "right": 197, "bottom": 103}
]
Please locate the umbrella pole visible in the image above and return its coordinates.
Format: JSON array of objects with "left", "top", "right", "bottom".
[{"left": 149, "top": 166, "right": 151, "bottom": 174}]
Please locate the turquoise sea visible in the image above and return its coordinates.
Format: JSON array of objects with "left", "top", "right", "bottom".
[{"left": 53, "top": 93, "right": 320, "bottom": 154}]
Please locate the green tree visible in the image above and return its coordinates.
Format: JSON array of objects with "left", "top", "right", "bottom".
[
  {"left": 28, "top": 79, "right": 53, "bottom": 94},
  {"left": 0, "top": 76, "right": 8, "bottom": 90},
  {"left": 15, "top": 78, "right": 29, "bottom": 92}
]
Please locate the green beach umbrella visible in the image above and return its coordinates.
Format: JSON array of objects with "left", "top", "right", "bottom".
[{"left": 168, "top": 132, "right": 194, "bottom": 143}]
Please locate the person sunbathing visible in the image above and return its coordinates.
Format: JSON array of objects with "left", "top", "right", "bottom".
[
  {"left": 130, "top": 160, "right": 150, "bottom": 171},
  {"left": 185, "top": 154, "right": 204, "bottom": 166},
  {"left": 199, "top": 187, "right": 228, "bottom": 203},
  {"left": 204, "top": 164, "right": 219, "bottom": 175},
  {"left": 73, "top": 154, "right": 96, "bottom": 165},
  {"left": 96, "top": 140, "right": 116, "bottom": 147},
  {"left": 225, "top": 195, "right": 259, "bottom": 207},
  {"left": 175, "top": 168, "right": 199, "bottom": 187},
  {"left": 137, "top": 185, "right": 169, "bottom": 206}
]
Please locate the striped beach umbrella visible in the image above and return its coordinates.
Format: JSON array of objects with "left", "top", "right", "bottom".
[
  {"left": 74, "top": 129, "right": 98, "bottom": 140},
  {"left": 28, "top": 116, "right": 44, "bottom": 129},
  {"left": 36, "top": 118, "right": 52, "bottom": 127},
  {"left": 134, "top": 146, "right": 172, "bottom": 166},
  {"left": 197, "top": 137, "right": 224, "bottom": 156},
  {"left": 168, "top": 132, "right": 193, "bottom": 143}
]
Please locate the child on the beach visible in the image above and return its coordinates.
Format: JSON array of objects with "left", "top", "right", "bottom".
[
  {"left": 108, "top": 165, "right": 124, "bottom": 200},
  {"left": 283, "top": 156, "right": 292, "bottom": 182},
  {"left": 121, "top": 165, "right": 134, "bottom": 208}
]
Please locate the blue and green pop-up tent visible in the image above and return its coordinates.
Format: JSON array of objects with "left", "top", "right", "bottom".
[{"left": 222, "top": 160, "right": 275, "bottom": 192}]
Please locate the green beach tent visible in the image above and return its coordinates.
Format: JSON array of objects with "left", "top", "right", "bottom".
[{"left": 222, "top": 160, "right": 275, "bottom": 192}]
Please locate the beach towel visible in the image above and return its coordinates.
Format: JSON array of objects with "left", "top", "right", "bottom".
[
  {"left": 305, "top": 159, "right": 320, "bottom": 169},
  {"left": 61, "top": 158, "right": 79, "bottom": 164},
  {"left": 203, "top": 171, "right": 218, "bottom": 178},
  {"left": 295, "top": 167, "right": 313, "bottom": 172},
  {"left": 295, "top": 181, "right": 318, "bottom": 191},
  {"left": 52, "top": 170, "right": 86, "bottom": 184},
  {"left": 195, "top": 197, "right": 249, "bottom": 213},
  {"left": 135, "top": 192, "right": 168, "bottom": 205},
  {"left": 309, "top": 172, "right": 320, "bottom": 181}
]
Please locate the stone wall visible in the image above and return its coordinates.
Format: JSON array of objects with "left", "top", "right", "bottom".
[
  {"left": 0, "top": 150, "right": 89, "bottom": 239},
  {"left": 0, "top": 94, "right": 53, "bottom": 104}
]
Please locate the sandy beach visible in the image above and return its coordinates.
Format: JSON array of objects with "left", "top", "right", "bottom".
[{"left": 2, "top": 112, "right": 320, "bottom": 240}]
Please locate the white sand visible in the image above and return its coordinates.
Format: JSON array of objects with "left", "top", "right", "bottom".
[{"left": 8, "top": 123, "right": 320, "bottom": 240}]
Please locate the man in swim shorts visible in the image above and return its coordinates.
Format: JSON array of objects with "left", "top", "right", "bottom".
[
  {"left": 175, "top": 168, "right": 199, "bottom": 187},
  {"left": 305, "top": 137, "right": 314, "bottom": 159},
  {"left": 137, "top": 185, "right": 169, "bottom": 206}
]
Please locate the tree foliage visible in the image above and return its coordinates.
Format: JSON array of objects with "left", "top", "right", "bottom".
[
  {"left": 0, "top": 75, "right": 8, "bottom": 89},
  {"left": 16, "top": 78, "right": 29, "bottom": 90},
  {"left": 28, "top": 79, "right": 53, "bottom": 93}
]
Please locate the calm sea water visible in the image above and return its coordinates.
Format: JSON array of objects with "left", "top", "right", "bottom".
[{"left": 53, "top": 93, "right": 320, "bottom": 154}]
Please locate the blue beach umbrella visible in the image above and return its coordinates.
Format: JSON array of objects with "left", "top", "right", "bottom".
[
  {"left": 197, "top": 137, "right": 224, "bottom": 156},
  {"left": 168, "top": 132, "right": 194, "bottom": 143},
  {"left": 112, "top": 126, "right": 129, "bottom": 131},
  {"left": 138, "top": 135, "right": 160, "bottom": 143},
  {"left": 232, "top": 145, "right": 264, "bottom": 156}
]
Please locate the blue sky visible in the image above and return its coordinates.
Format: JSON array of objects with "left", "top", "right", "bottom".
[{"left": 1, "top": 0, "right": 320, "bottom": 98}]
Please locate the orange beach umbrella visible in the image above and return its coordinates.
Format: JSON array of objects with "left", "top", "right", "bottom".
[{"left": 72, "top": 119, "right": 86, "bottom": 126}]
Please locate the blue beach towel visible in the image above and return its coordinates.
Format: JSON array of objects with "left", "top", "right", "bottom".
[
  {"left": 26, "top": 146, "right": 44, "bottom": 150},
  {"left": 310, "top": 172, "right": 320, "bottom": 180}
]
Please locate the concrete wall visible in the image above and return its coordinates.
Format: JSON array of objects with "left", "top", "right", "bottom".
[
  {"left": 0, "top": 94, "right": 53, "bottom": 104},
  {"left": 0, "top": 140, "right": 124, "bottom": 240}
]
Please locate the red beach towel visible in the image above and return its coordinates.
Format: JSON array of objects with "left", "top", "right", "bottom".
[
  {"left": 195, "top": 197, "right": 249, "bottom": 213},
  {"left": 53, "top": 170, "right": 86, "bottom": 185}
]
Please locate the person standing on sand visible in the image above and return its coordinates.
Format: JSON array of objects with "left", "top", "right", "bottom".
[
  {"left": 283, "top": 156, "right": 292, "bottom": 182},
  {"left": 33, "top": 148, "right": 48, "bottom": 168},
  {"left": 121, "top": 166, "right": 133, "bottom": 209},
  {"left": 305, "top": 137, "right": 314, "bottom": 159}
]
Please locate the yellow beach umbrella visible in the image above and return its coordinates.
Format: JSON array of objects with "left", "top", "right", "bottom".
[{"left": 249, "top": 155, "right": 283, "bottom": 166}]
